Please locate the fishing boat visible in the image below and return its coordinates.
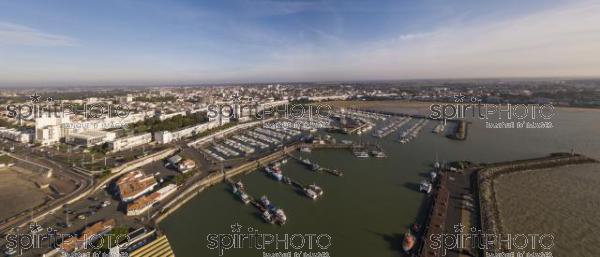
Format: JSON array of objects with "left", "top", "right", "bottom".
[
  {"left": 259, "top": 196, "right": 274, "bottom": 210},
  {"left": 262, "top": 210, "right": 274, "bottom": 224},
  {"left": 232, "top": 181, "right": 251, "bottom": 204},
  {"left": 419, "top": 180, "right": 432, "bottom": 194},
  {"left": 430, "top": 171, "right": 437, "bottom": 181},
  {"left": 308, "top": 184, "right": 324, "bottom": 196},
  {"left": 301, "top": 158, "right": 312, "bottom": 166},
  {"left": 304, "top": 188, "right": 318, "bottom": 200},
  {"left": 274, "top": 209, "right": 287, "bottom": 225},
  {"left": 265, "top": 165, "right": 284, "bottom": 181},
  {"left": 402, "top": 231, "right": 416, "bottom": 253},
  {"left": 310, "top": 163, "right": 321, "bottom": 171}
]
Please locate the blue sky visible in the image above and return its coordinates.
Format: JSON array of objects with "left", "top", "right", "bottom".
[{"left": 0, "top": 0, "right": 599, "bottom": 86}]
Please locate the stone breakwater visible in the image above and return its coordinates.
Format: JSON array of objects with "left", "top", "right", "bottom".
[{"left": 477, "top": 153, "right": 598, "bottom": 246}]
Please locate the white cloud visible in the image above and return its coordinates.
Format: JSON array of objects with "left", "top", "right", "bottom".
[
  {"left": 227, "top": 0, "right": 600, "bottom": 81},
  {"left": 0, "top": 22, "right": 77, "bottom": 46}
]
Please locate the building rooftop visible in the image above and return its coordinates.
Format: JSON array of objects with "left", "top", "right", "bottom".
[
  {"left": 117, "top": 171, "right": 157, "bottom": 200},
  {"left": 59, "top": 219, "right": 116, "bottom": 253}
]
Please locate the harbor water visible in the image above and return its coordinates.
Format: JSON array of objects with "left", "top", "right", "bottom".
[{"left": 161, "top": 108, "right": 600, "bottom": 257}]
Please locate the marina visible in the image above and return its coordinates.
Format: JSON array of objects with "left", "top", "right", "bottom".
[
  {"left": 159, "top": 108, "right": 600, "bottom": 257},
  {"left": 372, "top": 117, "right": 412, "bottom": 138},
  {"left": 398, "top": 118, "right": 428, "bottom": 144},
  {"left": 289, "top": 153, "right": 344, "bottom": 176}
]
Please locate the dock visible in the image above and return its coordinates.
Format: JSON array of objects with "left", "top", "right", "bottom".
[
  {"left": 356, "top": 108, "right": 469, "bottom": 141},
  {"left": 287, "top": 153, "right": 344, "bottom": 176}
]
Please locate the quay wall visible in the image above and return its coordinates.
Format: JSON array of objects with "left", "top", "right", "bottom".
[{"left": 154, "top": 144, "right": 301, "bottom": 224}]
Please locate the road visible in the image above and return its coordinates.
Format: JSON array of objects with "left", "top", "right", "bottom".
[{"left": 0, "top": 144, "right": 94, "bottom": 235}]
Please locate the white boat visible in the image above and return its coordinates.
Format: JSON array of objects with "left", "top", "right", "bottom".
[
  {"left": 232, "top": 181, "right": 251, "bottom": 204},
  {"left": 274, "top": 209, "right": 287, "bottom": 225},
  {"left": 262, "top": 210, "right": 274, "bottom": 224},
  {"left": 353, "top": 149, "right": 369, "bottom": 158},
  {"left": 430, "top": 171, "right": 437, "bottom": 181},
  {"left": 419, "top": 180, "right": 432, "bottom": 194},
  {"left": 304, "top": 188, "right": 318, "bottom": 200},
  {"left": 300, "top": 147, "right": 312, "bottom": 153},
  {"left": 371, "top": 150, "right": 386, "bottom": 158},
  {"left": 309, "top": 184, "right": 324, "bottom": 196},
  {"left": 265, "top": 166, "right": 284, "bottom": 181}
]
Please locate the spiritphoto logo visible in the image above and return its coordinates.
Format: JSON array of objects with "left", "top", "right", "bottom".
[
  {"left": 4, "top": 93, "right": 131, "bottom": 121},
  {"left": 3, "top": 224, "right": 130, "bottom": 256},
  {"left": 429, "top": 100, "right": 556, "bottom": 129},
  {"left": 428, "top": 224, "right": 554, "bottom": 257},
  {"left": 206, "top": 223, "right": 332, "bottom": 256},
  {"left": 206, "top": 101, "right": 332, "bottom": 121}
]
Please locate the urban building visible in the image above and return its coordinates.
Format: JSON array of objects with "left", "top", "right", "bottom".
[
  {"left": 154, "top": 120, "right": 221, "bottom": 144},
  {"left": 0, "top": 127, "right": 33, "bottom": 143},
  {"left": 34, "top": 116, "right": 70, "bottom": 146},
  {"left": 126, "top": 184, "right": 177, "bottom": 216},
  {"left": 58, "top": 219, "right": 116, "bottom": 253},
  {"left": 116, "top": 170, "right": 157, "bottom": 202},
  {"left": 65, "top": 130, "right": 116, "bottom": 147},
  {"left": 109, "top": 133, "right": 152, "bottom": 152},
  {"left": 177, "top": 159, "right": 196, "bottom": 173}
]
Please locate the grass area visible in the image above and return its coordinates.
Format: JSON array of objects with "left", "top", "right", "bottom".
[
  {"left": 175, "top": 170, "right": 196, "bottom": 185},
  {"left": 0, "top": 154, "right": 15, "bottom": 164},
  {"left": 129, "top": 112, "right": 208, "bottom": 134}
]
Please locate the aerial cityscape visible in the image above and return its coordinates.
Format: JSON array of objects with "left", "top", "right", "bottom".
[{"left": 0, "top": 1, "right": 599, "bottom": 257}]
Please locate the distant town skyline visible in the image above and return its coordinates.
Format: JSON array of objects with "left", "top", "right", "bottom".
[{"left": 1, "top": 0, "right": 599, "bottom": 86}]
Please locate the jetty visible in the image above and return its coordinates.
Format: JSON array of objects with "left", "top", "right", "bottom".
[
  {"left": 353, "top": 108, "right": 469, "bottom": 141},
  {"left": 415, "top": 152, "right": 598, "bottom": 257},
  {"left": 287, "top": 153, "right": 344, "bottom": 176}
]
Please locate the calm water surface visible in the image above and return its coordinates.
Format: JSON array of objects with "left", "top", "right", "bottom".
[{"left": 161, "top": 108, "right": 600, "bottom": 257}]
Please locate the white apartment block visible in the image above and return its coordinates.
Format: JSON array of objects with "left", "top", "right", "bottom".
[
  {"left": 109, "top": 133, "right": 152, "bottom": 152},
  {"left": 154, "top": 120, "right": 221, "bottom": 144},
  {"left": 65, "top": 130, "right": 116, "bottom": 147},
  {"left": 34, "top": 116, "right": 70, "bottom": 146}
]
